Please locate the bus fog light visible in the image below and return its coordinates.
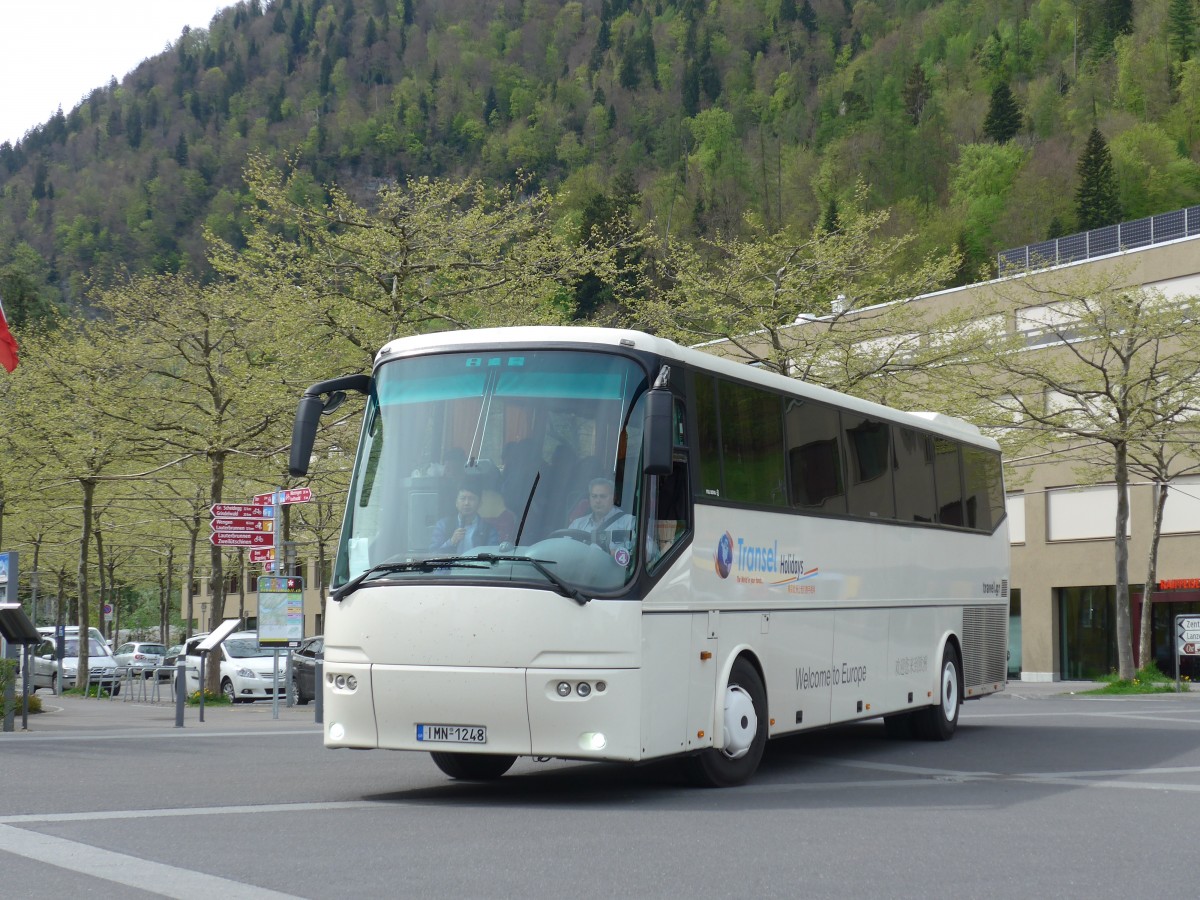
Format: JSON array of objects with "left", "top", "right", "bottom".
[
  {"left": 556, "top": 681, "right": 571, "bottom": 697},
  {"left": 576, "top": 682, "right": 591, "bottom": 697},
  {"left": 579, "top": 732, "right": 607, "bottom": 751},
  {"left": 329, "top": 723, "right": 345, "bottom": 741}
]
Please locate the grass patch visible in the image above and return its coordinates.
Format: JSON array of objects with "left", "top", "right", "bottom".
[
  {"left": 62, "top": 684, "right": 118, "bottom": 699},
  {"left": 186, "top": 689, "right": 231, "bottom": 706},
  {"left": 1086, "top": 663, "right": 1186, "bottom": 695}
]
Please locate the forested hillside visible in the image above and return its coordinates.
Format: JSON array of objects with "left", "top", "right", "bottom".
[{"left": 2, "top": 0, "right": 1199, "bottom": 321}]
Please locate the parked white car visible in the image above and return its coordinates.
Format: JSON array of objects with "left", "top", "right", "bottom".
[
  {"left": 29, "top": 636, "right": 120, "bottom": 695},
  {"left": 177, "top": 632, "right": 287, "bottom": 703}
]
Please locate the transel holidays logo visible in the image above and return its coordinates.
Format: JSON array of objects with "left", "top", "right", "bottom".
[
  {"left": 714, "top": 532, "right": 818, "bottom": 588},
  {"left": 715, "top": 532, "right": 734, "bottom": 579}
]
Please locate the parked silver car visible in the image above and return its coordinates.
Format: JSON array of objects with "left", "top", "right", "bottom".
[
  {"left": 112, "top": 641, "right": 167, "bottom": 677},
  {"left": 29, "top": 636, "right": 121, "bottom": 695}
]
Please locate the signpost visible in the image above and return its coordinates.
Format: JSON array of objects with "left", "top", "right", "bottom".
[
  {"left": 207, "top": 487, "right": 315, "bottom": 707},
  {"left": 1175, "top": 616, "right": 1200, "bottom": 692}
]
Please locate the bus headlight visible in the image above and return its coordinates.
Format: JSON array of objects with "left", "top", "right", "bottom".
[
  {"left": 579, "top": 732, "right": 607, "bottom": 751},
  {"left": 556, "top": 681, "right": 571, "bottom": 697},
  {"left": 576, "top": 682, "right": 591, "bottom": 697}
]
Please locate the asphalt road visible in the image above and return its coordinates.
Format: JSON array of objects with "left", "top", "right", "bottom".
[{"left": 2, "top": 684, "right": 1199, "bottom": 899}]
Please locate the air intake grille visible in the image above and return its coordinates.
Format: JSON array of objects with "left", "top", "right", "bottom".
[{"left": 962, "top": 604, "right": 1008, "bottom": 686}]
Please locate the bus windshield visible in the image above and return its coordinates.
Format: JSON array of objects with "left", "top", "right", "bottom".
[{"left": 334, "top": 349, "right": 650, "bottom": 596}]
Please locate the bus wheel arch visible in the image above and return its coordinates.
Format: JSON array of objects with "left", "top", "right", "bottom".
[
  {"left": 914, "top": 637, "right": 962, "bottom": 741},
  {"left": 683, "top": 652, "right": 768, "bottom": 787}
]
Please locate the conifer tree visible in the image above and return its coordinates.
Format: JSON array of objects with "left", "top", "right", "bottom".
[
  {"left": 902, "top": 63, "right": 930, "bottom": 126},
  {"left": 798, "top": 0, "right": 817, "bottom": 35},
  {"left": 982, "top": 82, "right": 1021, "bottom": 143},
  {"left": 1075, "top": 126, "right": 1122, "bottom": 230},
  {"left": 1168, "top": 0, "right": 1197, "bottom": 65}
]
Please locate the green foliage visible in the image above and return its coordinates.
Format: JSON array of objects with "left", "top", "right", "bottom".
[
  {"left": 1075, "top": 126, "right": 1122, "bottom": 230},
  {"left": 1, "top": 0, "right": 1200, "bottom": 316}
]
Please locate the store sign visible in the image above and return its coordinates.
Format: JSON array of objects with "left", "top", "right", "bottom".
[{"left": 1159, "top": 578, "right": 1200, "bottom": 591}]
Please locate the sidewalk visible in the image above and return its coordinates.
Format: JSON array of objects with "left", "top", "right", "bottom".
[
  {"left": 2, "top": 691, "right": 321, "bottom": 735},
  {"left": 998, "top": 678, "right": 1197, "bottom": 699}
]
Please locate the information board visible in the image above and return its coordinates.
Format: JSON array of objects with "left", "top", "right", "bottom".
[{"left": 257, "top": 576, "right": 304, "bottom": 648}]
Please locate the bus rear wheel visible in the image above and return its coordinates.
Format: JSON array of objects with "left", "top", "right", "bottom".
[
  {"left": 913, "top": 644, "right": 961, "bottom": 741},
  {"left": 430, "top": 752, "right": 517, "bottom": 781},
  {"left": 683, "top": 657, "right": 767, "bottom": 787}
]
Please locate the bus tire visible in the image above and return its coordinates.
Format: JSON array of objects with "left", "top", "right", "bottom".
[
  {"left": 430, "top": 752, "right": 517, "bottom": 781},
  {"left": 914, "top": 644, "right": 961, "bottom": 741},
  {"left": 883, "top": 712, "right": 915, "bottom": 739},
  {"left": 683, "top": 657, "right": 767, "bottom": 787}
]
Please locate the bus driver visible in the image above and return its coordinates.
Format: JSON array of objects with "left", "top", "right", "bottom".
[{"left": 567, "top": 477, "right": 635, "bottom": 554}]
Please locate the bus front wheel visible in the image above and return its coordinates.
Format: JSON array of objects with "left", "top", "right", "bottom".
[
  {"left": 683, "top": 657, "right": 767, "bottom": 787},
  {"left": 430, "top": 752, "right": 517, "bottom": 781},
  {"left": 914, "top": 644, "right": 961, "bottom": 741}
]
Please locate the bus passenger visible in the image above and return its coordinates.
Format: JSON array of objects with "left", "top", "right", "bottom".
[{"left": 429, "top": 484, "right": 499, "bottom": 553}]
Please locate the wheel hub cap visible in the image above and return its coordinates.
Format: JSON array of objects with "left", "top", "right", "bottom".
[{"left": 722, "top": 684, "right": 757, "bottom": 760}]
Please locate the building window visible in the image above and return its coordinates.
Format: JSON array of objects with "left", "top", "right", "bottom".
[
  {"left": 1057, "top": 586, "right": 1118, "bottom": 679},
  {"left": 1046, "top": 485, "right": 1130, "bottom": 541},
  {"left": 1161, "top": 476, "right": 1200, "bottom": 534},
  {"left": 1006, "top": 493, "right": 1026, "bottom": 543}
]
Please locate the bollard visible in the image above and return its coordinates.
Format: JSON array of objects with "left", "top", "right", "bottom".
[
  {"left": 174, "top": 657, "right": 185, "bottom": 727},
  {"left": 314, "top": 658, "right": 323, "bottom": 725}
]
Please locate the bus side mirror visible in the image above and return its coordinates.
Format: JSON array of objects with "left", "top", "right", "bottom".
[
  {"left": 643, "top": 389, "right": 673, "bottom": 476},
  {"left": 289, "top": 375, "right": 372, "bottom": 478},
  {"left": 289, "top": 396, "right": 324, "bottom": 478}
]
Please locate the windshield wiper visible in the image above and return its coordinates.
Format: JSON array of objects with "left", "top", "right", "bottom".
[
  {"left": 470, "top": 553, "right": 590, "bottom": 606},
  {"left": 331, "top": 558, "right": 490, "bottom": 602}
]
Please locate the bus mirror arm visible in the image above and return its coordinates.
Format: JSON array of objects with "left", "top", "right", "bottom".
[
  {"left": 643, "top": 387, "right": 673, "bottom": 476},
  {"left": 289, "top": 375, "right": 372, "bottom": 477}
]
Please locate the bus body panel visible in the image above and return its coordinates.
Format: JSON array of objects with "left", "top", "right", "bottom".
[{"left": 329, "top": 583, "right": 642, "bottom": 669}]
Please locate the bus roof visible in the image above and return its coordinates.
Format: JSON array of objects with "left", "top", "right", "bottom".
[{"left": 375, "top": 327, "right": 996, "bottom": 450}]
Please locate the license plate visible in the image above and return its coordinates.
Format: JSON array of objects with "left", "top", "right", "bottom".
[{"left": 416, "top": 724, "right": 487, "bottom": 744}]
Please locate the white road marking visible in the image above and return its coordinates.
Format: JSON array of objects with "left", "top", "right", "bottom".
[{"left": 0, "top": 823, "right": 300, "bottom": 899}]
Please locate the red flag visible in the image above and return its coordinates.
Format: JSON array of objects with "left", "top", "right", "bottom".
[{"left": 0, "top": 296, "right": 18, "bottom": 373}]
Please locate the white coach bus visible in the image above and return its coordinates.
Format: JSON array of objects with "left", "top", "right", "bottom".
[{"left": 289, "top": 327, "right": 1009, "bottom": 786}]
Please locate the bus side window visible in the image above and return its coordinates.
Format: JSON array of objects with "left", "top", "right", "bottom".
[{"left": 649, "top": 459, "right": 690, "bottom": 567}]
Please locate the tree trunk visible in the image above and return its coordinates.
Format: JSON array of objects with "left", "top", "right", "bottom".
[
  {"left": 93, "top": 516, "right": 106, "bottom": 642},
  {"left": 205, "top": 452, "right": 226, "bottom": 697},
  {"left": 77, "top": 479, "right": 95, "bottom": 695},
  {"left": 163, "top": 546, "right": 174, "bottom": 644},
  {"left": 1139, "top": 480, "right": 1169, "bottom": 669},
  {"left": 1113, "top": 442, "right": 1134, "bottom": 680}
]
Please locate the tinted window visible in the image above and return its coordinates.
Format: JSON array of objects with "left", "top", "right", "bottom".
[
  {"left": 695, "top": 375, "right": 722, "bottom": 498},
  {"left": 892, "top": 426, "right": 937, "bottom": 523},
  {"left": 962, "top": 445, "right": 1005, "bottom": 531},
  {"left": 784, "top": 399, "right": 846, "bottom": 515},
  {"left": 844, "top": 414, "right": 894, "bottom": 519},
  {"left": 934, "top": 438, "right": 965, "bottom": 526},
  {"left": 719, "top": 380, "right": 787, "bottom": 507}
]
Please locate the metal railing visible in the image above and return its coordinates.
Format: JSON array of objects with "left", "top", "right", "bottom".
[{"left": 997, "top": 206, "right": 1200, "bottom": 274}]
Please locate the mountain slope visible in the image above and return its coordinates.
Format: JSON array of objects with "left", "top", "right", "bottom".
[{"left": 1, "top": 0, "right": 1197, "bottom": 317}]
